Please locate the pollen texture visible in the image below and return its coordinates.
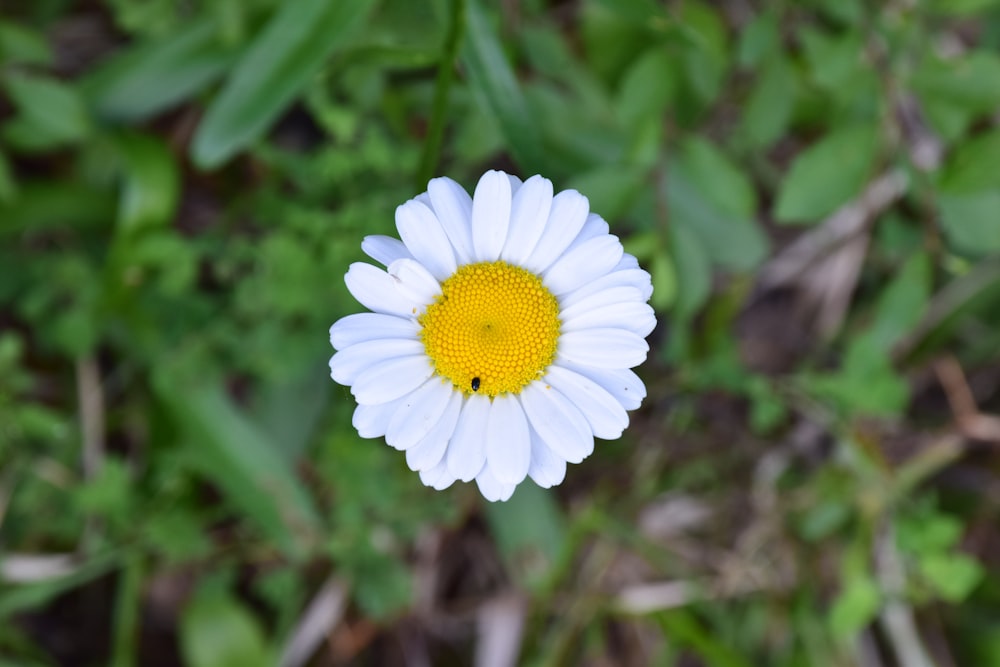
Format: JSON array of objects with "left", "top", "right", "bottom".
[{"left": 419, "top": 261, "right": 561, "bottom": 397}]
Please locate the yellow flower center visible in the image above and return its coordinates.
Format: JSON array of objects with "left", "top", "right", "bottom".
[{"left": 418, "top": 261, "right": 561, "bottom": 397}]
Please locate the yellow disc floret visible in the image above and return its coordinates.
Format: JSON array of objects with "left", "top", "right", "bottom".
[{"left": 419, "top": 261, "right": 561, "bottom": 397}]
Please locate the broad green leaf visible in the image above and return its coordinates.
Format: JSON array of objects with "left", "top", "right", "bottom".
[
  {"left": 937, "top": 193, "right": 1000, "bottom": 256},
  {"left": 930, "top": 0, "right": 1000, "bottom": 15},
  {"left": 567, "top": 164, "right": 646, "bottom": 221},
  {"left": 800, "top": 27, "right": 864, "bottom": 92},
  {"left": 866, "top": 251, "right": 931, "bottom": 351},
  {"left": 669, "top": 221, "right": 711, "bottom": 317},
  {"left": 911, "top": 51, "right": 1000, "bottom": 116},
  {"left": 155, "top": 380, "right": 322, "bottom": 560},
  {"left": 461, "top": 0, "right": 547, "bottom": 172},
  {"left": 83, "top": 21, "right": 239, "bottom": 122},
  {"left": 1, "top": 73, "right": 90, "bottom": 150},
  {"left": 920, "top": 553, "right": 983, "bottom": 603},
  {"left": 191, "top": 0, "right": 373, "bottom": 168},
  {"left": 829, "top": 575, "right": 881, "bottom": 639},
  {"left": 181, "top": 592, "right": 274, "bottom": 667},
  {"left": 0, "top": 149, "right": 15, "bottom": 203},
  {"left": 774, "top": 123, "right": 880, "bottom": 224},
  {"left": 485, "top": 483, "right": 566, "bottom": 591},
  {"left": 669, "top": 143, "right": 768, "bottom": 272},
  {"left": 0, "top": 20, "right": 51, "bottom": 66},
  {"left": 113, "top": 132, "right": 180, "bottom": 233},
  {"left": 739, "top": 53, "right": 796, "bottom": 148},
  {"left": 939, "top": 128, "right": 1000, "bottom": 193},
  {"left": 615, "top": 46, "right": 675, "bottom": 127},
  {"left": 738, "top": 12, "right": 779, "bottom": 68},
  {"left": 0, "top": 182, "right": 115, "bottom": 236}
]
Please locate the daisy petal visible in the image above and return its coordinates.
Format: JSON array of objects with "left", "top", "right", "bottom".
[
  {"left": 329, "top": 338, "right": 424, "bottom": 385},
  {"left": 560, "top": 286, "right": 644, "bottom": 322},
  {"left": 387, "top": 258, "right": 441, "bottom": 307},
  {"left": 351, "top": 355, "right": 434, "bottom": 405},
  {"left": 406, "top": 390, "right": 462, "bottom": 471},
  {"left": 543, "top": 234, "right": 624, "bottom": 296},
  {"left": 476, "top": 466, "right": 516, "bottom": 502},
  {"left": 501, "top": 175, "right": 553, "bottom": 265},
  {"left": 471, "top": 170, "right": 512, "bottom": 262},
  {"left": 352, "top": 397, "right": 404, "bottom": 439},
  {"left": 520, "top": 383, "right": 594, "bottom": 464},
  {"left": 420, "top": 460, "right": 456, "bottom": 490},
  {"left": 562, "top": 363, "right": 647, "bottom": 411},
  {"left": 528, "top": 427, "right": 567, "bottom": 489},
  {"left": 345, "top": 262, "right": 418, "bottom": 317},
  {"left": 565, "top": 213, "right": 610, "bottom": 252},
  {"left": 507, "top": 173, "right": 523, "bottom": 193},
  {"left": 545, "top": 365, "right": 628, "bottom": 440},
  {"left": 395, "top": 199, "right": 458, "bottom": 281},
  {"left": 486, "top": 394, "right": 531, "bottom": 485},
  {"left": 562, "top": 302, "right": 657, "bottom": 337},
  {"left": 361, "top": 235, "right": 413, "bottom": 267},
  {"left": 329, "top": 313, "right": 419, "bottom": 350},
  {"left": 559, "top": 329, "right": 649, "bottom": 369},
  {"left": 524, "top": 189, "right": 589, "bottom": 273},
  {"left": 385, "top": 377, "right": 453, "bottom": 451},
  {"left": 560, "top": 270, "right": 652, "bottom": 310},
  {"left": 428, "top": 177, "right": 474, "bottom": 264},
  {"left": 446, "top": 394, "right": 490, "bottom": 482}
]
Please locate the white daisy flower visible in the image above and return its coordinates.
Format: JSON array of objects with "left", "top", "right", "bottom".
[{"left": 329, "top": 170, "right": 655, "bottom": 502}]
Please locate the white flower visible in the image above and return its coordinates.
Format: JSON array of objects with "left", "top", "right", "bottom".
[{"left": 329, "top": 170, "right": 654, "bottom": 501}]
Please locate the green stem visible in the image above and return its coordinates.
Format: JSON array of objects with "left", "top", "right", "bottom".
[{"left": 416, "top": 0, "right": 465, "bottom": 189}]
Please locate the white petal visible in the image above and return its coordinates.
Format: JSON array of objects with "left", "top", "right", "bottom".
[
  {"left": 395, "top": 199, "right": 458, "bottom": 281},
  {"left": 564, "top": 213, "right": 610, "bottom": 253},
  {"left": 419, "top": 460, "right": 456, "bottom": 490},
  {"left": 329, "top": 338, "right": 424, "bottom": 385},
  {"left": 528, "top": 427, "right": 567, "bottom": 488},
  {"left": 524, "top": 189, "right": 589, "bottom": 273},
  {"left": 385, "top": 377, "right": 453, "bottom": 451},
  {"left": 562, "top": 363, "right": 646, "bottom": 411},
  {"left": 507, "top": 173, "right": 523, "bottom": 193},
  {"left": 471, "top": 170, "right": 512, "bottom": 262},
  {"left": 351, "top": 355, "right": 434, "bottom": 405},
  {"left": 561, "top": 302, "right": 657, "bottom": 337},
  {"left": 351, "top": 397, "right": 404, "bottom": 439},
  {"left": 558, "top": 329, "right": 649, "bottom": 369},
  {"left": 361, "top": 235, "right": 412, "bottom": 267},
  {"left": 445, "top": 394, "right": 490, "bottom": 482},
  {"left": 329, "top": 313, "right": 419, "bottom": 350},
  {"left": 485, "top": 394, "right": 530, "bottom": 485},
  {"left": 560, "top": 286, "right": 645, "bottom": 322},
  {"left": 387, "top": 258, "right": 441, "bottom": 307},
  {"left": 520, "top": 382, "right": 593, "bottom": 464},
  {"left": 501, "top": 175, "right": 553, "bottom": 265},
  {"left": 428, "top": 177, "right": 474, "bottom": 264},
  {"left": 345, "top": 262, "right": 418, "bottom": 318},
  {"left": 543, "top": 234, "right": 623, "bottom": 296},
  {"left": 476, "top": 466, "right": 516, "bottom": 502},
  {"left": 545, "top": 365, "right": 628, "bottom": 440},
  {"left": 406, "top": 390, "right": 462, "bottom": 471},
  {"left": 560, "top": 269, "right": 652, "bottom": 309}
]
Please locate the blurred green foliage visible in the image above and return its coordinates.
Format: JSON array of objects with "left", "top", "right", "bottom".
[{"left": 2, "top": 0, "right": 1000, "bottom": 665}]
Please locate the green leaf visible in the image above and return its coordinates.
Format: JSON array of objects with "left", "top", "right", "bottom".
[
  {"left": 181, "top": 591, "right": 274, "bottom": 667},
  {"left": 912, "top": 51, "right": 1000, "bottom": 117},
  {"left": 668, "top": 142, "right": 769, "bottom": 272},
  {"left": 0, "top": 182, "right": 115, "bottom": 236},
  {"left": 615, "top": 46, "right": 675, "bottom": 128},
  {"left": 739, "top": 53, "right": 796, "bottom": 148},
  {"left": 920, "top": 553, "right": 983, "bottom": 603},
  {"left": 113, "top": 132, "right": 180, "bottom": 233},
  {"left": 774, "top": 123, "right": 880, "bottom": 224},
  {"left": 191, "top": 0, "right": 373, "bottom": 168},
  {"left": 829, "top": 575, "right": 881, "bottom": 639},
  {"left": 737, "top": 11, "right": 779, "bottom": 68},
  {"left": 930, "top": 0, "right": 1000, "bottom": 16},
  {"left": 937, "top": 193, "right": 1000, "bottom": 256},
  {"left": 866, "top": 251, "right": 931, "bottom": 351},
  {"left": 669, "top": 221, "right": 711, "bottom": 317},
  {"left": 485, "top": 483, "right": 566, "bottom": 592},
  {"left": 2, "top": 73, "right": 90, "bottom": 150},
  {"left": 461, "top": 0, "right": 547, "bottom": 172},
  {"left": 0, "top": 20, "right": 52, "bottom": 66},
  {"left": 939, "top": 129, "right": 1000, "bottom": 193},
  {"left": 155, "top": 380, "right": 322, "bottom": 560},
  {"left": 83, "top": 20, "right": 239, "bottom": 122}
]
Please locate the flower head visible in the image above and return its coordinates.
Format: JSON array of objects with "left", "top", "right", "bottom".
[{"left": 329, "top": 170, "right": 654, "bottom": 501}]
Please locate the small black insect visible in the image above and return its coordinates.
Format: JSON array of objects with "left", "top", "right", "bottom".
[{"left": 471, "top": 377, "right": 481, "bottom": 392}]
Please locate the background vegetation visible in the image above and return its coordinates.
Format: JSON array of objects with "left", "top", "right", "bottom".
[{"left": 2, "top": 0, "right": 1000, "bottom": 665}]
